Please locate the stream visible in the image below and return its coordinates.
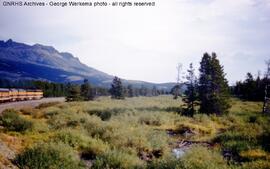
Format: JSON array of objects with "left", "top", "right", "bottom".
[
  {"left": 172, "top": 148, "right": 186, "bottom": 159},
  {"left": 167, "top": 129, "right": 213, "bottom": 159}
]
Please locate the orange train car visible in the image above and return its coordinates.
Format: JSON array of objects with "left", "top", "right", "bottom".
[
  {"left": 0, "top": 88, "right": 10, "bottom": 102},
  {"left": 0, "top": 88, "right": 43, "bottom": 103}
]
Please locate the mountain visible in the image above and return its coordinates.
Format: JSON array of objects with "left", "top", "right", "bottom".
[{"left": 0, "top": 39, "right": 176, "bottom": 90}]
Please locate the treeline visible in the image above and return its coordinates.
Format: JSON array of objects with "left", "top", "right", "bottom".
[
  {"left": 0, "top": 79, "right": 109, "bottom": 97},
  {"left": 67, "top": 77, "right": 169, "bottom": 101},
  {"left": 65, "top": 79, "right": 109, "bottom": 101},
  {"left": 110, "top": 77, "right": 170, "bottom": 99},
  {"left": 177, "top": 53, "right": 270, "bottom": 116},
  {"left": 0, "top": 78, "right": 169, "bottom": 100},
  {"left": 124, "top": 85, "right": 169, "bottom": 97},
  {"left": 231, "top": 73, "right": 270, "bottom": 101},
  {"left": 0, "top": 79, "right": 67, "bottom": 97}
]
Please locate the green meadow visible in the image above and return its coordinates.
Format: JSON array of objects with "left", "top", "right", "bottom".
[{"left": 0, "top": 96, "right": 269, "bottom": 169}]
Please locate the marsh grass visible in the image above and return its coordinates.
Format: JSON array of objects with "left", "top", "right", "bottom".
[{"left": 0, "top": 96, "right": 269, "bottom": 169}]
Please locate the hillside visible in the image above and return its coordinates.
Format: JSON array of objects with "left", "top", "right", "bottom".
[{"left": 0, "top": 39, "right": 175, "bottom": 90}]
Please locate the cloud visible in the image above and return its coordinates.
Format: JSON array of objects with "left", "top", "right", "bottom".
[{"left": 0, "top": 0, "right": 269, "bottom": 83}]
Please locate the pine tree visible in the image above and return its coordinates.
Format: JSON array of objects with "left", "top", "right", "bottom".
[
  {"left": 152, "top": 86, "right": 158, "bottom": 96},
  {"left": 171, "top": 85, "right": 180, "bottom": 98},
  {"left": 198, "top": 53, "right": 230, "bottom": 115},
  {"left": 243, "top": 73, "right": 257, "bottom": 100},
  {"left": 66, "top": 83, "right": 81, "bottom": 102},
  {"left": 134, "top": 88, "right": 140, "bottom": 97},
  {"left": 127, "top": 85, "right": 134, "bottom": 97},
  {"left": 80, "top": 79, "right": 94, "bottom": 101},
  {"left": 110, "top": 76, "right": 125, "bottom": 99},
  {"left": 139, "top": 85, "right": 147, "bottom": 96},
  {"left": 233, "top": 72, "right": 265, "bottom": 101},
  {"left": 183, "top": 63, "right": 198, "bottom": 116}
]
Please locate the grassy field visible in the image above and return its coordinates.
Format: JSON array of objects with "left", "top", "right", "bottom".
[{"left": 0, "top": 96, "right": 269, "bottom": 169}]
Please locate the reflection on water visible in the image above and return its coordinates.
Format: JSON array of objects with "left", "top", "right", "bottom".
[{"left": 172, "top": 148, "right": 186, "bottom": 159}]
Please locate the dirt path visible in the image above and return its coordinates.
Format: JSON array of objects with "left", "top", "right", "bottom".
[{"left": 0, "top": 97, "right": 65, "bottom": 113}]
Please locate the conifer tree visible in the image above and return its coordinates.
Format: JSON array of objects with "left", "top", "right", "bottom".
[
  {"left": 152, "top": 86, "right": 158, "bottom": 96},
  {"left": 171, "top": 85, "right": 180, "bottom": 98},
  {"left": 139, "top": 85, "right": 147, "bottom": 96},
  {"left": 198, "top": 53, "right": 230, "bottom": 115},
  {"left": 233, "top": 73, "right": 264, "bottom": 101},
  {"left": 127, "top": 85, "right": 134, "bottom": 97},
  {"left": 66, "top": 83, "right": 81, "bottom": 102},
  {"left": 134, "top": 88, "right": 140, "bottom": 97},
  {"left": 243, "top": 73, "right": 257, "bottom": 100},
  {"left": 183, "top": 63, "right": 198, "bottom": 116},
  {"left": 110, "top": 76, "right": 125, "bottom": 99},
  {"left": 80, "top": 79, "right": 94, "bottom": 101}
]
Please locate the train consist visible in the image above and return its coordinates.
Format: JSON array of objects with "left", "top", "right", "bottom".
[{"left": 0, "top": 88, "right": 43, "bottom": 102}]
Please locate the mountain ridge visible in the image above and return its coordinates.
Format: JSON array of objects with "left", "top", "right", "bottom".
[{"left": 0, "top": 39, "right": 176, "bottom": 90}]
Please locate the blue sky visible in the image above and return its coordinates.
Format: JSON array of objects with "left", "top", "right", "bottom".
[{"left": 0, "top": 0, "right": 269, "bottom": 84}]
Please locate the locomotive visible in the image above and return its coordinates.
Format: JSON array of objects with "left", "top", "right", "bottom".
[{"left": 0, "top": 88, "right": 43, "bottom": 103}]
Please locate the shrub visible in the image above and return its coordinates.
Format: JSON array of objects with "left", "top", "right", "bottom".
[
  {"left": 240, "top": 149, "right": 268, "bottom": 160},
  {"left": 103, "top": 125, "right": 150, "bottom": 150},
  {"left": 66, "top": 120, "right": 80, "bottom": 128},
  {"left": 138, "top": 115, "right": 162, "bottom": 126},
  {"left": 20, "top": 108, "right": 45, "bottom": 119},
  {"left": 98, "top": 110, "right": 112, "bottom": 121},
  {"left": 83, "top": 116, "right": 112, "bottom": 139},
  {"left": 222, "top": 140, "right": 255, "bottom": 156},
  {"left": 20, "top": 107, "right": 38, "bottom": 115},
  {"left": 147, "top": 157, "right": 183, "bottom": 169},
  {"left": 15, "top": 143, "right": 84, "bottom": 169},
  {"left": 46, "top": 110, "right": 88, "bottom": 129},
  {"left": 176, "top": 123, "right": 213, "bottom": 135},
  {"left": 31, "top": 121, "right": 49, "bottom": 133},
  {"left": 165, "top": 106, "right": 182, "bottom": 113},
  {"left": 87, "top": 108, "right": 126, "bottom": 121},
  {"left": 147, "top": 130, "right": 168, "bottom": 151},
  {"left": 260, "top": 129, "right": 270, "bottom": 152},
  {"left": 0, "top": 109, "right": 33, "bottom": 132},
  {"left": 242, "top": 160, "right": 270, "bottom": 169},
  {"left": 52, "top": 129, "right": 109, "bottom": 156},
  {"left": 148, "top": 146, "right": 229, "bottom": 169},
  {"left": 43, "top": 107, "right": 60, "bottom": 118},
  {"left": 53, "top": 130, "right": 89, "bottom": 148},
  {"left": 216, "top": 123, "right": 263, "bottom": 156},
  {"left": 92, "top": 149, "right": 144, "bottom": 169},
  {"left": 36, "top": 102, "right": 61, "bottom": 109},
  {"left": 249, "top": 116, "right": 257, "bottom": 123},
  {"left": 181, "top": 146, "right": 228, "bottom": 169},
  {"left": 80, "top": 137, "right": 109, "bottom": 159}
]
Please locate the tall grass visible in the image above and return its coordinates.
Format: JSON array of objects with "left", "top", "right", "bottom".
[{"left": 0, "top": 96, "right": 269, "bottom": 169}]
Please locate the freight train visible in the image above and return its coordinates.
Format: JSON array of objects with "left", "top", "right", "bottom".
[{"left": 0, "top": 88, "right": 43, "bottom": 102}]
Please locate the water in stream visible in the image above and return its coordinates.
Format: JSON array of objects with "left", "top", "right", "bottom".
[{"left": 172, "top": 148, "right": 186, "bottom": 159}]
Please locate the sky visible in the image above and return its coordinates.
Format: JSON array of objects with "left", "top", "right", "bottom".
[{"left": 0, "top": 0, "right": 269, "bottom": 84}]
